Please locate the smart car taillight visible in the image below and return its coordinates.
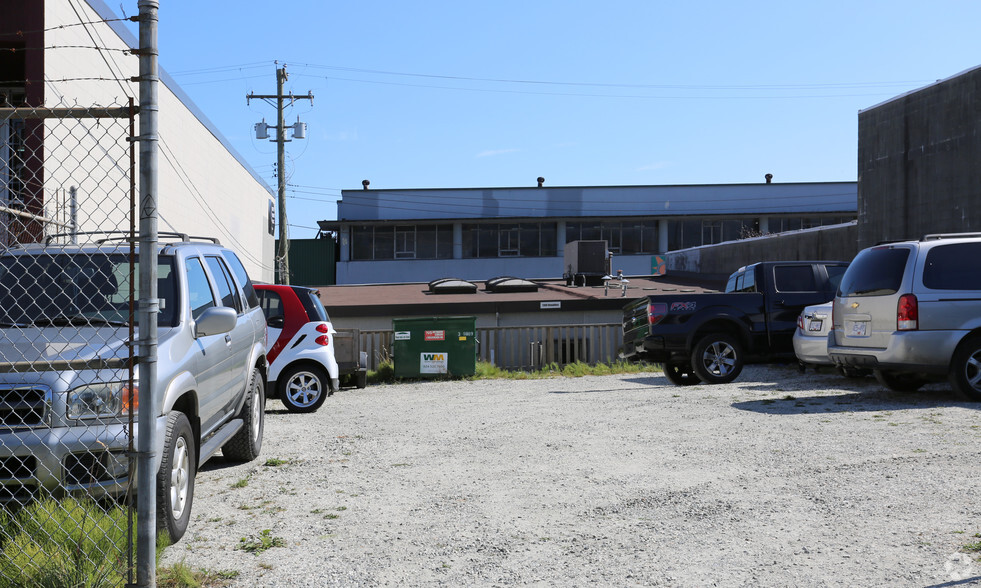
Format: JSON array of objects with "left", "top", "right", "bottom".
[
  {"left": 897, "top": 293, "right": 918, "bottom": 331},
  {"left": 315, "top": 335, "right": 330, "bottom": 346},
  {"left": 316, "top": 324, "right": 329, "bottom": 333}
]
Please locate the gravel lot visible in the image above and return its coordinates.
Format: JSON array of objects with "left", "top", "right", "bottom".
[{"left": 160, "top": 365, "right": 981, "bottom": 587}]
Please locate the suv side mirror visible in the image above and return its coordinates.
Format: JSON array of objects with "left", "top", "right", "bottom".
[
  {"left": 266, "top": 315, "right": 285, "bottom": 329},
  {"left": 195, "top": 306, "right": 237, "bottom": 337}
]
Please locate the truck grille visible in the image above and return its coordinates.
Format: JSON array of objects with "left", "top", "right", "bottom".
[{"left": 0, "top": 387, "right": 49, "bottom": 428}]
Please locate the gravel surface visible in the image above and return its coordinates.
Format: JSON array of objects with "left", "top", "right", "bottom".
[{"left": 159, "top": 365, "right": 981, "bottom": 587}]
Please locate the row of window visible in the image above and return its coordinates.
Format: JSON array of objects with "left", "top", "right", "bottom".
[{"left": 349, "top": 216, "right": 854, "bottom": 261}]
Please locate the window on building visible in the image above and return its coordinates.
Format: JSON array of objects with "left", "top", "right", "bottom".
[
  {"left": 765, "top": 216, "right": 854, "bottom": 234},
  {"left": 351, "top": 224, "right": 454, "bottom": 260},
  {"left": 499, "top": 225, "right": 520, "bottom": 256},
  {"left": 667, "top": 220, "right": 702, "bottom": 250},
  {"left": 566, "top": 220, "right": 658, "bottom": 254},
  {"left": 462, "top": 222, "right": 557, "bottom": 258},
  {"left": 394, "top": 226, "right": 415, "bottom": 259},
  {"left": 702, "top": 220, "right": 723, "bottom": 245}
]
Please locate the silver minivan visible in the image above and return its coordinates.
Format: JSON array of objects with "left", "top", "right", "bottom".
[{"left": 828, "top": 233, "right": 981, "bottom": 399}]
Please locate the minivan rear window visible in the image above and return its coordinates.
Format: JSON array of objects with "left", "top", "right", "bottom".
[
  {"left": 923, "top": 243, "right": 981, "bottom": 290},
  {"left": 838, "top": 247, "right": 910, "bottom": 296}
]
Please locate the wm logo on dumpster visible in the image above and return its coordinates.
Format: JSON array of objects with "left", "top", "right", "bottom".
[{"left": 420, "top": 352, "right": 448, "bottom": 374}]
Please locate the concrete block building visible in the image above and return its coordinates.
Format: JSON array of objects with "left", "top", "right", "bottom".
[{"left": 857, "top": 65, "right": 981, "bottom": 248}]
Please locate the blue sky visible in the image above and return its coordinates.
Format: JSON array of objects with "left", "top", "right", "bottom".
[{"left": 121, "top": 1, "right": 981, "bottom": 236}]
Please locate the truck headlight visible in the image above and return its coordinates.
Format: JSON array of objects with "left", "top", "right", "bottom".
[{"left": 67, "top": 383, "right": 137, "bottom": 419}]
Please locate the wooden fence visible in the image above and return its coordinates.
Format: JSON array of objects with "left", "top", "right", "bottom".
[{"left": 359, "top": 323, "right": 623, "bottom": 371}]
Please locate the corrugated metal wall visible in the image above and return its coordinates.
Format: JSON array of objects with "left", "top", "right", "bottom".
[{"left": 279, "top": 237, "right": 336, "bottom": 285}]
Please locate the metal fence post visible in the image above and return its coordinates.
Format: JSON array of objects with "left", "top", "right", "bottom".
[{"left": 136, "top": 1, "right": 160, "bottom": 585}]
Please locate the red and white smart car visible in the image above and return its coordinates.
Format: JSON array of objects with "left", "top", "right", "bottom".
[{"left": 255, "top": 284, "right": 339, "bottom": 413}]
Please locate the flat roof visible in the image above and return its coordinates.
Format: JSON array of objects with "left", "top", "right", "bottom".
[{"left": 318, "top": 274, "right": 721, "bottom": 318}]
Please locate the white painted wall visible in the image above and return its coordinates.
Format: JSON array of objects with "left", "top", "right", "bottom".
[{"left": 40, "top": 1, "right": 274, "bottom": 281}]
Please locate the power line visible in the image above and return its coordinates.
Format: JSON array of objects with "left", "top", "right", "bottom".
[
  {"left": 166, "top": 59, "right": 931, "bottom": 98},
  {"left": 292, "top": 62, "right": 927, "bottom": 91},
  {"left": 167, "top": 62, "right": 270, "bottom": 76},
  {"left": 0, "top": 17, "right": 132, "bottom": 37},
  {"left": 304, "top": 74, "right": 904, "bottom": 101}
]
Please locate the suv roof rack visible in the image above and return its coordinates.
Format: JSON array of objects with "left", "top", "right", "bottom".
[
  {"left": 43, "top": 231, "right": 221, "bottom": 246},
  {"left": 921, "top": 232, "right": 981, "bottom": 241}
]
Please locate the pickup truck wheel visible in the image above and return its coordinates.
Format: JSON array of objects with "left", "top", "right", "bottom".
[
  {"left": 873, "top": 369, "right": 925, "bottom": 392},
  {"left": 949, "top": 336, "right": 981, "bottom": 400},
  {"left": 662, "top": 362, "right": 701, "bottom": 386},
  {"left": 279, "top": 364, "right": 329, "bottom": 413},
  {"left": 157, "top": 411, "right": 195, "bottom": 544},
  {"left": 691, "top": 334, "right": 744, "bottom": 385},
  {"left": 223, "top": 367, "right": 265, "bottom": 461}
]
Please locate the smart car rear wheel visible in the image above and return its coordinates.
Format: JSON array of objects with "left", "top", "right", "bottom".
[
  {"left": 279, "top": 364, "right": 330, "bottom": 413},
  {"left": 157, "top": 411, "right": 194, "bottom": 544},
  {"left": 662, "top": 362, "right": 701, "bottom": 386}
]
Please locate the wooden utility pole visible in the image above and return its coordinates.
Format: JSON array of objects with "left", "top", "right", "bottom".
[{"left": 247, "top": 64, "right": 312, "bottom": 284}]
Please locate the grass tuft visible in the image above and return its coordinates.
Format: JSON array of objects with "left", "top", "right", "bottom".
[
  {"left": 368, "top": 359, "right": 656, "bottom": 385},
  {"left": 237, "top": 529, "right": 285, "bottom": 555},
  {"left": 0, "top": 497, "right": 130, "bottom": 587}
]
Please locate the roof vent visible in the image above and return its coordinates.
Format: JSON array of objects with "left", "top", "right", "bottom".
[
  {"left": 485, "top": 276, "right": 539, "bottom": 293},
  {"left": 428, "top": 277, "right": 477, "bottom": 294}
]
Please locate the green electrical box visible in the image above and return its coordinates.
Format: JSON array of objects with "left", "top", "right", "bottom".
[{"left": 392, "top": 316, "right": 477, "bottom": 378}]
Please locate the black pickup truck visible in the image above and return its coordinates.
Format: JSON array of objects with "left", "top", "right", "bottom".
[{"left": 621, "top": 261, "right": 848, "bottom": 386}]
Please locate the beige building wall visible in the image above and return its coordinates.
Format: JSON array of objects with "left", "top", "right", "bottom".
[{"left": 39, "top": 1, "right": 274, "bottom": 281}]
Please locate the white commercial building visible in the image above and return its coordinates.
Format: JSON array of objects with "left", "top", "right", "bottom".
[{"left": 0, "top": 0, "right": 274, "bottom": 280}]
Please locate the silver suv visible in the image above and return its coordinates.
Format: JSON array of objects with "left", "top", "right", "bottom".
[
  {"left": 828, "top": 233, "right": 981, "bottom": 399},
  {"left": 0, "top": 234, "right": 267, "bottom": 542}
]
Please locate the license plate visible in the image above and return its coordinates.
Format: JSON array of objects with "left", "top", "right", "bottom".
[
  {"left": 849, "top": 321, "right": 868, "bottom": 337},
  {"left": 807, "top": 319, "right": 823, "bottom": 332}
]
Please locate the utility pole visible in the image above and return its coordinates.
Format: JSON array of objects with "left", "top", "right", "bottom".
[{"left": 247, "top": 63, "right": 312, "bottom": 284}]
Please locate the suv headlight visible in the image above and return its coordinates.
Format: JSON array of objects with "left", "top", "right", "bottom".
[{"left": 67, "top": 383, "right": 138, "bottom": 419}]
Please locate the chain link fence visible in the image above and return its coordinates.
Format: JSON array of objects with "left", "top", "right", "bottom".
[{"left": 0, "top": 100, "right": 138, "bottom": 585}]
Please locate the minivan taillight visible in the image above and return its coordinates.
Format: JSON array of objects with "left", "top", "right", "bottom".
[{"left": 897, "top": 294, "right": 918, "bottom": 331}]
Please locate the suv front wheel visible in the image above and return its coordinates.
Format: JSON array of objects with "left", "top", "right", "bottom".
[{"left": 949, "top": 335, "right": 981, "bottom": 401}]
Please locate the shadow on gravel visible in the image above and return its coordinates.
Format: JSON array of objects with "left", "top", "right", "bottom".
[
  {"left": 619, "top": 376, "right": 663, "bottom": 386},
  {"left": 732, "top": 388, "right": 977, "bottom": 415},
  {"left": 549, "top": 388, "right": 627, "bottom": 394},
  {"left": 197, "top": 456, "right": 245, "bottom": 473},
  {"left": 923, "top": 575, "right": 981, "bottom": 588}
]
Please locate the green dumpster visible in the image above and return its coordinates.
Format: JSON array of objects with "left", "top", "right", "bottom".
[{"left": 392, "top": 316, "right": 477, "bottom": 378}]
